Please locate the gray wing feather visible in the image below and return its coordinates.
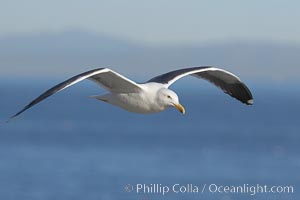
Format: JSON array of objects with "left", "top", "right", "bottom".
[{"left": 148, "top": 66, "right": 253, "bottom": 105}]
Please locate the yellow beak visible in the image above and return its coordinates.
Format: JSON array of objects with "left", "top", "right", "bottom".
[{"left": 174, "top": 103, "right": 185, "bottom": 114}]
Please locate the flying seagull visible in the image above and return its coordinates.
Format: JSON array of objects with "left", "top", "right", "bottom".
[{"left": 8, "top": 66, "right": 253, "bottom": 121}]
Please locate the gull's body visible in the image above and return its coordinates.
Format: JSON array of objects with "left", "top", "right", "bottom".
[
  {"left": 94, "top": 83, "right": 155, "bottom": 113},
  {"left": 94, "top": 82, "right": 178, "bottom": 114},
  {"left": 8, "top": 66, "right": 253, "bottom": 121}
]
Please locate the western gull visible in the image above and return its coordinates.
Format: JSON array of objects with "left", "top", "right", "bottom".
[{"left": 8, "top": 66, "right": 253, "bottom": 121}]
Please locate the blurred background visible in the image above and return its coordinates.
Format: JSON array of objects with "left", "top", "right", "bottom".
[{"left": 0, "top": 0, "right": 299, "bottom": 199}]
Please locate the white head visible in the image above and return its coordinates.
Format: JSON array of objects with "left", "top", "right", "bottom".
[{"left": 156, "top": 88, "right": 185, "bottom": 114}]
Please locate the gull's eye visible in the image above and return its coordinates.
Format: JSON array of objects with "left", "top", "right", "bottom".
[{"left": 167, "top": 95, "right": 171, "bottom": 99}]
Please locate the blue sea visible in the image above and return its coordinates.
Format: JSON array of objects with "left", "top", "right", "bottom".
[{"left": 0, "top": 79, "right": 299, "bottom": 200}]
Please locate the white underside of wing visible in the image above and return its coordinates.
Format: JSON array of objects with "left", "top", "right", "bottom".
[{"left": 88, "top": 69, "right": 143, "bottom": 93}]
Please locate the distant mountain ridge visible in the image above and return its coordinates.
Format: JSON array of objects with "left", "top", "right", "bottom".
[{"left": 0, "top": 31, "right": 299, "bottom": 80}]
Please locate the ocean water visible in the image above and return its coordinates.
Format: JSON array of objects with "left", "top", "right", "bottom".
[{"left": 0, "top": 80, "right": 299, "bottom": 200}]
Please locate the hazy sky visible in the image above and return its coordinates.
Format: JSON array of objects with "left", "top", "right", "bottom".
[{"left": 1, "top": 0, "right": 300, "bottom": 45}]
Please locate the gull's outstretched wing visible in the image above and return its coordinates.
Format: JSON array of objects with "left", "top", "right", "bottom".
[
  {"left": 8, "top": 68, "right": 142, "bottom": 121},
  {"left": 148, "top": 66, "right": 253, "bottom": 105}
]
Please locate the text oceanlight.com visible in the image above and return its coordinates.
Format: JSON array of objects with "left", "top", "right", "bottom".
[{"left": 124, "top": 183, "right": 294, "bottom": 196}]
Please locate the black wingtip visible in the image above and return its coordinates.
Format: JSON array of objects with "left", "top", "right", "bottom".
[
  {"left": 5, "top": 106, "right": 28, "bottom": 123},
  {"left": 5, "top": 115, "right": 18, "bottom": 123},
  {"left": 232, "top": 82, "right": 253, "bottom": 106}
]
